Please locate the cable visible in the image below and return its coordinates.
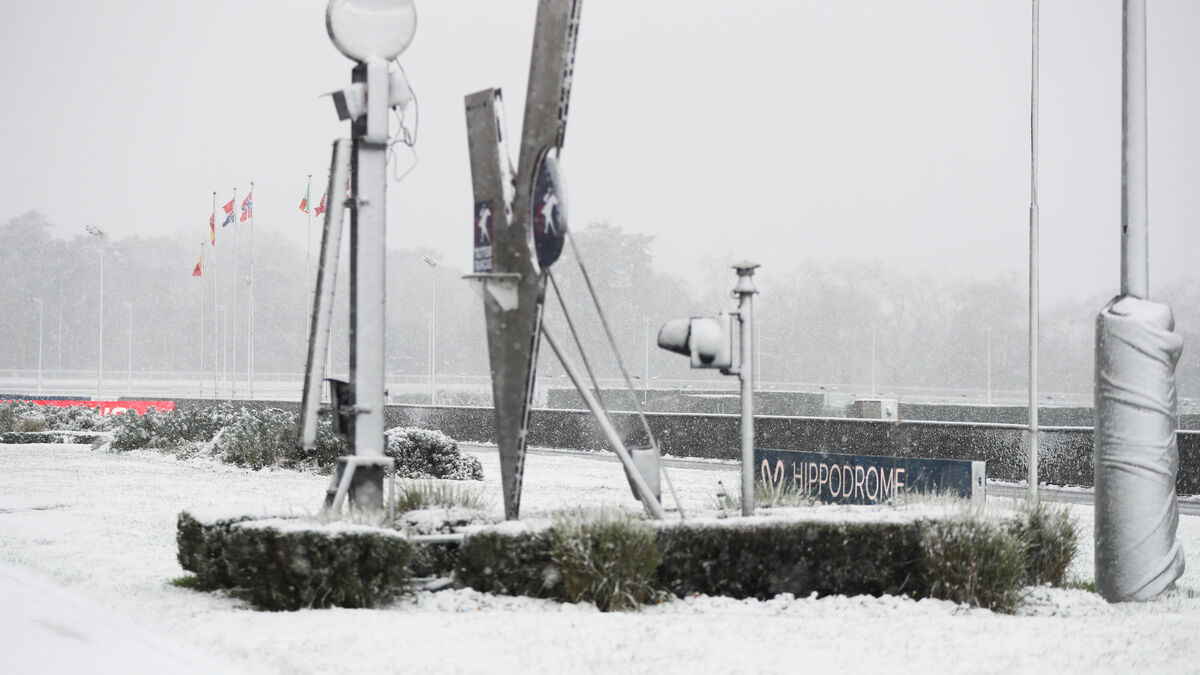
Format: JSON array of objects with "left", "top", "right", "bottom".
[
  {"left": 565, "top": 232, "right": 686, "bottom": 518},
  {"left": 546, "top": 269, "right": 607, "bottom": 410}
]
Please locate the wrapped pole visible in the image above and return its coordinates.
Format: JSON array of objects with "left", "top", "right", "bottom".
[
  {"left": 1094, "top": 297, "right": 1184, "bottom": 601},
  {"left": 1093, "top": 0, "right": 1185, "bottom": 602}
]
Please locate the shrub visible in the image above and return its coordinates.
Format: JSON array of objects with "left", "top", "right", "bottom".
[
  {"left": 456, "top": 528, "right": 560, "bottom": 599},
  {"left": 658, "top": 519, "right": 924, "bottom": 601},
  {"left": 41, "top": 405, "right": 109, "bottom": 431},
  {"left": 385, "top": 427, "right": 483, "bottom": 481},
  {"left": 919, "top": 511, "right": 1028, "bottom": 612},
  {"left": 176, "top": 510, "right": 285, "bottom": 590},
  {"left": 1012, "top": 501, "right": 1078, "bottom": 587},
  {"left": 224, "top": 519, "right": 413, "bottom": 611},
  {"left": 549, "top": 511, "right": 665, "bottom": 611}
]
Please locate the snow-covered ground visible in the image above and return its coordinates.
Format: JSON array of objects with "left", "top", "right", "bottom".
[{"left": 1, "top": 443, "right": 1199, "bottom": 674}]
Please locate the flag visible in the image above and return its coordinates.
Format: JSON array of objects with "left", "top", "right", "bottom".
[
  {"left": 346, "top": 178, "right": 351, "bottom": 197},
  {"left": 222, "top": 197, "right": 235, "bottom": 227},
  {"left": 193, "top": 256, "right": 202, "bottom": 277},
  {"left": 299, "top": 185, "right": 310, "bottom": 213},
  {"left": 240, "top": 192, "right": 253, "bottom": 222},
  {"left": 314, "top": 192, "right": 327, "bottom": 217},
  {"left": 209, "top": 210, "right": 215, "bottom": 245}
]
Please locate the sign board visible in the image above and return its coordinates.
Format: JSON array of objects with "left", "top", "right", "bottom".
[
  {"left": 531, "top": 153, "right": 566, "bottom": 268},
  {"left": 2, "top": 400, "right": 175, "bottom": 416},
  {"left": 473, "top": 199, "right": 495, "bottom": 273},
  {"left": 754, "top": 448, "right": 985, "bottom": 505}
]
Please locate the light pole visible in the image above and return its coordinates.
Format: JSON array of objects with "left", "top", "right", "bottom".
[
  {"left": 85, "top": 225, "right": 106, "bottom": 400},
  {"left": 124, "top": 301, "right": 133, "bottom": 396},
  {"left": 422, "top": 255, "right": 439, "bottom": 405},
  {"left": 643, "top": 317, "right": 650, "bottom": 404},
  {"left": 986, "top": 327, "right": 993, "bottom": 405},
  {"left": 34, "top": 298, "right": 43, "bottom": 395}
]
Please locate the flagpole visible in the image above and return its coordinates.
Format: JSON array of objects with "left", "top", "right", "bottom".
[
  {"left": 230, "top": 186, "right": 238, "bottom": 398},
  {"left": 212, "top": 191, "right": 218, "bottom": 398},
  {"left": 248, "top": 180, "right": 256, "bottom": 400},
  {"left": 305, "top": 174, "right": 313, "bottom": 342},
  {"left": 200, "top": 243, "right": 205, "bottom": 397}
]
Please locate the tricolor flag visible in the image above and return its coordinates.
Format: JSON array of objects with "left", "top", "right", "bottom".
[
  {"left": 240, "top": 192, "right": 253, "bottom": 222},
  {"left": 299, "top": 185, "right": 310, "bottom": 214},
  {"left": 209, "top": 210, "right": 216, "bottom": 245},
  {"left": 222, "top": 197, "right": 235, "bottom": 227},
  {"left": 193, "top": 256, "right": 203, "bottom": 277},
  {"left": 314, "top": 192, "right": 327, "bottom": 217}
]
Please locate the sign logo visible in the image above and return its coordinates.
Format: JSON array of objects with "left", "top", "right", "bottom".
[
  {"left": 474, "top": 200, "right": 495, "bottom": 273},
  {"left": 755, "top": 448, "right": 985, "bottom": 505},
  {"left": 532, "top": 153, "right": 566, "bottom": 268}
]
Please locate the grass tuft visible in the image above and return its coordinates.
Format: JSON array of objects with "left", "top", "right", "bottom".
[{"left": 548, "top": 510, "right": 665, "bottom": 612}]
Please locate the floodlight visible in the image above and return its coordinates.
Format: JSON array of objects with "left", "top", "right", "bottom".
[{"left": 326, "top": 0, "right": 417, "bottom": 63}]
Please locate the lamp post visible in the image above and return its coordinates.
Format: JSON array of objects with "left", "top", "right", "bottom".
[
  {"left": 34, "top": 298, "right": 43, "bottom": 395},
  {"left": 124, "top": 301, "right": 133, "bottom": 396},
  {"left": 85, "top": 225, "right": 106, "bottom": 400},
  {"left": 422, "top": 255, "right": 439, "bottom": 405}
]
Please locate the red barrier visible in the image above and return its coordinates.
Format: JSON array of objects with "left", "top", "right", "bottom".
[{"left": 2, "top": 400, "right": 175, "bottom": 416}]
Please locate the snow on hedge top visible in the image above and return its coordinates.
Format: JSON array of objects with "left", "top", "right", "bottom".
[{"left": 234, "top": 517, "right": 409, "bottom": 539}]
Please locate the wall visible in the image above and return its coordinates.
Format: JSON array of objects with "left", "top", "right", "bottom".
[{"left": 171, "top": 398, "right": 1200, "bottom": 495}]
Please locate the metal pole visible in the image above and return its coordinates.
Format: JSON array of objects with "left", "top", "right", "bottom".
[
  {"left": 305, "top": 174, "right": 313, "bottom": 341},
  {"left": 1122, "top": 0, "right": 1149, "bottom": 298},
  {"left": 871, "top": 324, "right": 877, "bottom": 397},
  {"left": 733, "top": 262, "right": 759, "bottom": 516},
  {"left": 542, "top": 323, "right": 666, "bottom": 518},
  {"left": 221, "top": 307, "right": 228, "bottom": 392},
  {"left": 212, "top": 191, "right": 218, "bottom": 399},
  {"left": 643, "top": 317, "right": 649, "bottom": 404},
  {"left": 423, "top": 255, "right": 438, "bottom": 405},
  {"left": 85, "top": 226, "right": 106, "bottom": 400},
  {"left": 248, "top": 180, "right": 255, "bottom": 400},
  {"left": 986, "top": 327, "right": 993, "bottom": 405},
  {"left": 1028, "top": 0, "right": 1041, "bottom": 503},
  {"left": 125, "top": 301, "right": 133, "bottom": 396},
  {"left": 200, "top": 243, "right": 205, "bottom": 397},
  {"left": 34, "top": 298, "right": 43, "bottom": 395},
  {"left": 348, "top": 59, "right": 390, "bottom": 510},
  {"left": 229, "top": 186, "right": 237, "bottom": 398},
  {"left": 56, "top": 277, "right": 63, "bottom": 374}
]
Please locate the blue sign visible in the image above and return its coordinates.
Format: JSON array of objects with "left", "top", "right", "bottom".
[
  {"left": 531, "top": 153, "right": 566, "bottom": 268},
  {"left": 474, "top": 200, "right": 494, "bottom": 273},
  {"left": 754, "top": 448, "right": 985, "bottom": 505}
]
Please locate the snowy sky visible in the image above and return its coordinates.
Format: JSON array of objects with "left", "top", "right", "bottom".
[{"left": 1, "top": 0, "right": 1198, "bottom": 303}]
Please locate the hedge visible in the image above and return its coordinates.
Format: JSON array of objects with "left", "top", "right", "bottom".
[{"left": 224, "top": 519, "right": 414, "bottom": 611}]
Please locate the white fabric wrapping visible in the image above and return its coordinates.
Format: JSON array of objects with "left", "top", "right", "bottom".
[{"left": 1094, "top": 295, "right": 1185, "bottom": 601}]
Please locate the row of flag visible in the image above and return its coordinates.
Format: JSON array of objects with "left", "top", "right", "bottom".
[{"left": 194, "top": 179, "right": 348, "bottom": 276}]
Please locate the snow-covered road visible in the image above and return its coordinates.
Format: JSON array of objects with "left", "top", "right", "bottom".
[{"left": 1, "top": 443, "right": 1199, "bottom": 674}]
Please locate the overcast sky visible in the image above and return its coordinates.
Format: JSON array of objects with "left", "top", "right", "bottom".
[{"left": 1, "top": 0, "right": 1197, "bottom": 304}]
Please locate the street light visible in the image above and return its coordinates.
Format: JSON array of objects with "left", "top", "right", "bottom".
[
  {"left": 124, "top": 301, "right": 133, "bottom": 396},
  {"left": 422, "top": 255, "right": 439, "bottom": 405},
  {"left": 34, "top": 298, "right": 43, "bottom": 395},
  {"left": 85, "top": 225, "right": 106, "bottom": 400}
]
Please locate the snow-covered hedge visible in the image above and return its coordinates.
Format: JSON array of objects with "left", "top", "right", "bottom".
[
  {"left": 0, "top": 401, "right": 109, "bottom": 435},
  {"left": 457, "top": 504, "right": 1078, "bottom": 613},
  {"left": 177, "top": 510, "right": 413, "bottom": 610},
  {"left": 224, "top": 520, "right": 414, "bottom": 611},
  {"left": 385, "top": 427, "right": 484, "bottom": 481},
  {"left": 114, "top": 408, "right": 482, "bottom": 480}
]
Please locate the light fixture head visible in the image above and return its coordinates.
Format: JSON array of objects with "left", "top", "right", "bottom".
[{"left": 327, "top": 0, "right": 416, "bottom": 63}]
